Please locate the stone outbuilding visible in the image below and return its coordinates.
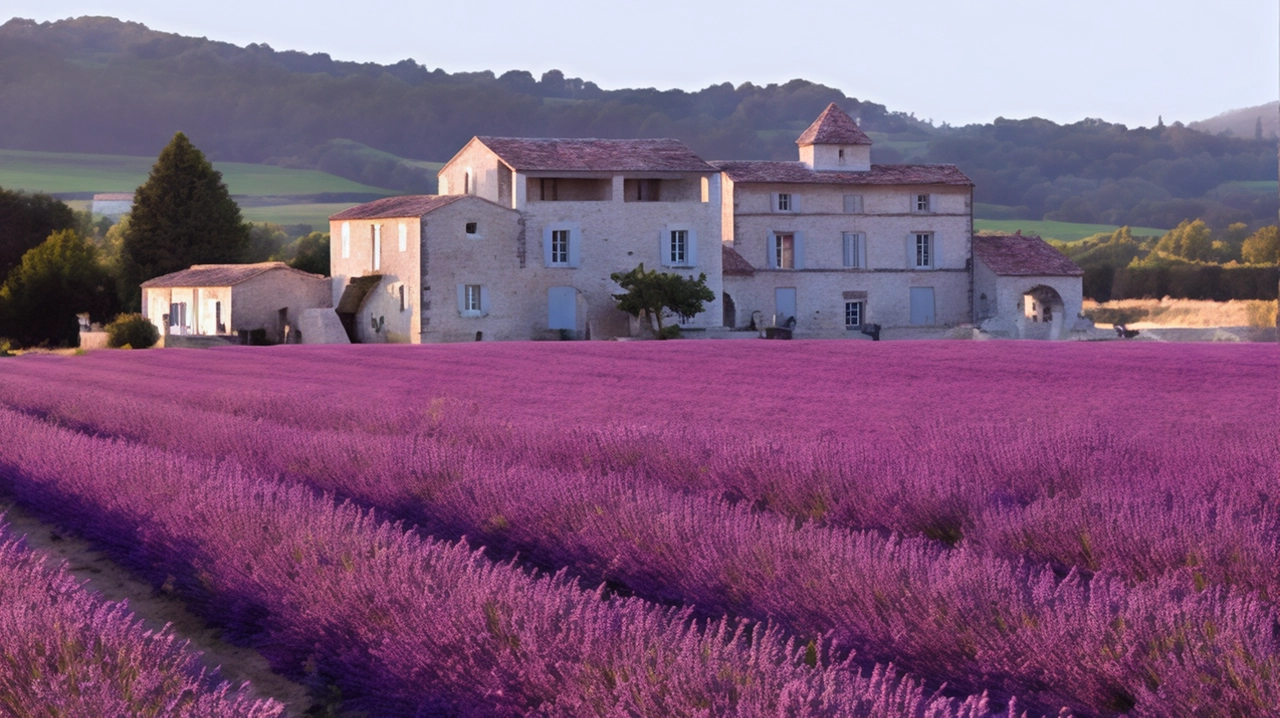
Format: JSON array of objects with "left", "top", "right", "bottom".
[
  {"left": 140, "top": 262, "right": 331, "bottom": 345},
  {"left": 972, "top": 233, "right": 1085, "bottom": 339}
]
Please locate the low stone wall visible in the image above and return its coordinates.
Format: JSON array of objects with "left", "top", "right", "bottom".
[
  {"left": 77, "top": 331, "right": 110, "bottom": 349},
  {"left": 163, "top": 335, "right": 242, "bottom": 349}
]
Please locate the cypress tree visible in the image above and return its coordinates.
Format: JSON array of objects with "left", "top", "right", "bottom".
[{"left": 119, "top": 133, "right": 249, "bottom": 309}]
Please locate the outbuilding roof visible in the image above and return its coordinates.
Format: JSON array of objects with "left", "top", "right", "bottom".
[
  {"left": 972, "top": 233, "right": 1084, "bottom": 277},
  {"left": 92, "top": 193, "right": 134, "bottom": 201},
  {"left": 476, "top": 137, "right": 716, "bottom": 173},
  {"left": 712, "top": 161, "right": 972, "bottom": 186},
  {"left": 329, "top": 194, "right": 464, "bottom": 221},
  {"left": 796, "top": 103, "right": 873, "bottom": 146},
  {"left": 140, "top": 262, "right": 324, "bottom": 289},
  {"left": 722, "top": 245, "right": 755, "bottom": 276}
]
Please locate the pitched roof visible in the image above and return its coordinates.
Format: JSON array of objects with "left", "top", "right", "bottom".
[
  {"left": 972, "top": 234, "right": 1084, "bottom": 277},
  {"left": 796, "top": 103, "right": 873, "bottom": 146},
  {"left": 475, "top": 137, "right": 715, "bottom": 173},
  {"left": 140, "top": 262, "right": 324, "bottom": 289},
  {"left": 92, "top": 193, "right": 133, "bottom": 201},
  {"left": 722, "top": 245, "right": 755, "bottom": 276},
  {"left": 711, "top": 161, "right": 973, "bottom": 186},
  {"left": 329, "top": 194, "right": 464, "bottom": 221}
]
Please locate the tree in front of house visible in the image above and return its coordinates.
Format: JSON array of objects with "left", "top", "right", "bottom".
[
  {"left": 610, "top": 264, "right": 714, "bottom": 339},
  {"left": 1241, "top": 225, "right": 1278, "bottom": 265},
  {"left": 119, "top": 132, "right": 250, "bottom": 310},
  {"left": 0, "top": 230, "right": 117, "bottom": 347}
]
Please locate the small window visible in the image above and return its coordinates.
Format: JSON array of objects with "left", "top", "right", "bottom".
[
  {"left": 398, "top": 223, "right": 407, "bottom": 252},
  {"left": 774, "top": 233, "right": 795, "bottom": 269},
  {"left": 843, "top": 195, "right": 863, "bottom": 214},
  {"left": 341, "top": 222, "right": 351, "bottom": 259},
  {"left": 838, "top": 148, "right": 845, "bottom": 160},
  {"left": 372, "top": 225, "right": 382, "bottom": 271},
  {"left": 399, "top": 285, "right": 406, "bottom": 312},
  {"left": 777, "top": 193, "right": 791, "bottom": 212},
  {"left": 843, "top": 232, "right": 863, "bottom": 268},
  {"left": 845, "top": 301, "right": 864, "bottom": 329},
  {"left": 464, "top": 285, "right": 481, "bottom": 312},
  {"left": 550, "top": 229, "right": 570, "bottom": 265},
  {"left": 915, "top": 194, "right": 931, "bottom": 212},
  {"left": 669, "top": 230, "right": 688, "bottom": 265},
  {"left": 465, "top": 222, "right": 478, "bottom": 236},
  {"left": 464, "top": 170, "right": 473, "bottom": 195},
  {"left": 914, "top": 233, "right": 933, "bottom": 268}
]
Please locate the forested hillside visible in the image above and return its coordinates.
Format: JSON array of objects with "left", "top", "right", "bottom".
[{"left": 1, "top": 16, "right": 1276, "bottom": 227}]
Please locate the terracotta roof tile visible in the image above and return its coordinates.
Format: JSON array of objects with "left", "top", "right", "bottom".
[
  {"left": 722, "top": 245, "right": 755, "bottom": 276},
  {"left": 140, "top": 262, "right": 324, "bottom": 289},
  {"left": 972, "top": 234, "right": 1084, "bottom": 277},
  {"left": 796, "top": 103, "right": 873, "bottom": 146},
  {"left": 711, "top": 161, "right": 972, "bottom": 186},
  {"left": 329, "top": 194, "right": 464, "bottom": 221},
  {"left": 476, "top": 137, "right": 715, "bottom": 173}
]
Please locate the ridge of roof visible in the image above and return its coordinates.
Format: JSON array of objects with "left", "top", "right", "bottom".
[
  {"left": 475, "top": 136, "right": 715, "bottom": 173},
  {"left": 972, "top": 233, "right": 1084, "bottom": 277},
  {"left": 710, "top": 160, "right": 972, "bottom": 186},
  {"left": 329, "top": 194, "right": 465, "bottom": 221},
  {"left": 796, "top": 103, "right": 873, "bottom": 146},
  {"left": 140, "top": 262, "right": 325, "bottom": 289}
]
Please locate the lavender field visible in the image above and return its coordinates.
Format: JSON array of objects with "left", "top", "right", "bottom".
[{"left": 0, "top": 341, "right": 1276, "bottom": 716}]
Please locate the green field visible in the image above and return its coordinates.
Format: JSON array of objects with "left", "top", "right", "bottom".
[
  {"left": 0, "top": 148, "right": 393, "bottom": 196},
  {"left": 241, "top": 203, "right": 358, "bottom": 229},
  {"left": 974, "top": 219, "right": 1168, "bottom": 243},
  {"left": 1216, "top": 180, "right": 1279, "bottom": 193}
]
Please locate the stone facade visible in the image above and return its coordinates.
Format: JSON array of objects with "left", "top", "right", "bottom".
[{"left": 971, "top": 234, "right": 1086, "bottom": 340}]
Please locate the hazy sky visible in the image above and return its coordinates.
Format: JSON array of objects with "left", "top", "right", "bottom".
[{"left": 7, "top": 0, "right": 1278, "bottom": 127}]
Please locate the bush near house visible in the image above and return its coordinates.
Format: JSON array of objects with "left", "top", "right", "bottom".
[
  {"left": 610, "top": 264, "right": 714, "bottom": 339},
  {"left": 105, "top": 313, "right": 159, "bottom": 349}
]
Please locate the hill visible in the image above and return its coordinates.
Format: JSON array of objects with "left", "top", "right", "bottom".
[
  {"left": 1191, "top": 101, "right": 1279, "bottom": 140},
  {"left": 0, "top": 15, "right": 1275, "bottom": 229}
]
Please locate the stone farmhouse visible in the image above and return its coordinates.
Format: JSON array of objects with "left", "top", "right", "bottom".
[{"left": 139, "top": 103, "right": 1083, "bottom": 344}]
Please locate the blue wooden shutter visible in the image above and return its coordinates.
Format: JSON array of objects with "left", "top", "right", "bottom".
[
  {"left": 456, "top": 284, "right": 466, "bottom": 313},
  {"left": 543, "top": 227, "right": 554, "bottom": 266},
  {"left": 660, "top": 229, "right": 672, "bottom": 267},
  {"left": 931, "top": 234, "right": 940, "bottom": 269},
  {"left": 791, "top": 194, "right": 802, "bottom": 214},
  {"left": 479, "top": 286, "right": 490, "bottom": 315},
  {"left": 793, "top": 231, "right": 805, "bottom": 269},
  {"left": 568, "top": 228, "right": 581, "bottom": 267},
  {"left": 770, "top": 192, "right": 780, "bottom": 213},
  {"left": 843, "top": 233, "right": 854, "bottom": 267},
  {"left": 767, "top": 232, "right": 778, "bottom": 268},
  {"left": 858, "top": 233, "right": 867, "bottom": 268},
  {"left": 686, "top": 228, "right": 698, "bottom": 267}
]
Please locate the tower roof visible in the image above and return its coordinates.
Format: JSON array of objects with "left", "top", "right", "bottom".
[{"left": 796, "top": 103, "right": 872, "bottom": 146}]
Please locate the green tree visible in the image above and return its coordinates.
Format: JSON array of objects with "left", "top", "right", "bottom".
[
  {"left": 274, "top": 232, "right": 330, "bottom": 276},
  {"left": 119, "top": 132, "right": 249, "bottom": 310},
  {"left": 1153, "top": 219, "right": 1214, "bottom": 262},
  {"left": 1241, "top": 226, "right": 1279, "bottom": 264},
  {"left": 0, "top": 230, "right": 117, "bottom": 347},
  {"left": 610, "top": 264, "right": 715, "bottom": 339},
  {"left": 0, "top": 187, "right": 78, "bottom": 279},
  {"left": 247, "top": 222, "right": 290, "bottom": 263}
]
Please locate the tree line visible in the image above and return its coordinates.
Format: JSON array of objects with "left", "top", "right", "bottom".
[
  {"left": 2, "top": 16, "right": 1274, "bottom": 228},
  {"left": 0, "top": 133, "right": 327, "bottom": 348}
]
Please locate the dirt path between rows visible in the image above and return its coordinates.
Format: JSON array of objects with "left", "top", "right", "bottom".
[{"left": 0, "top": 499, "right": 321, "bottom": 717}]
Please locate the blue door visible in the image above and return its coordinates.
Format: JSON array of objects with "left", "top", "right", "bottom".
[
  {"left": 775, "top": 287, "right": 797, "bottom": 327},
  {"left": 910, "top": 287, "right": 935, "bottom": 325},
  {"left": 548, "top": 287, "right": 576, "bottom": 330}
]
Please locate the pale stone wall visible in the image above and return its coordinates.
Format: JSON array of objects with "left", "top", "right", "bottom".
[
  {"left": 800, "top": 144, "right": 871, "bottom": 171},
  {"left": 973, "top": 256, "right": 1084, "bottom": 340},
  {"left": 142, "top": 286, "right": 206, "bottom": 338},
  {"left": 437, "top": 140, "right": 506, "bottom": 205},
  {"left": 330, "top": 213, "right": 423, "bottom": 344},
  {"left": 230, "top": 271, "right": 331, "bottom": 343}
]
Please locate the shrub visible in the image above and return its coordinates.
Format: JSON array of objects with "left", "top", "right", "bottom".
[
  {"left": 658, "top": 325, "right": 683, "bottom": 340},
  {"left": 105, "top": 313, "right": 159, "bottom": 349}
]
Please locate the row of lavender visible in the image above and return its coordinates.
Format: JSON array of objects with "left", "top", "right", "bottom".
[
  {"left": 2, "top": 355, "right": 1278, "bottom": 714},
  {"left": 0, "top": 408, "right": 995, "bottom": 717},
  {"left": 0, "top": 522, "right": 281, "bottom": 716}
]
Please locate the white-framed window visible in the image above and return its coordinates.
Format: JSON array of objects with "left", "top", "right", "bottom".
[
  {"left": 457, "top": 283, "right": 489, "bottom": 316},
  {"left": 915, "top": 194, "right": 931, "bottom": 212},
  {"left": 464, "top": 284, "right": 481, "bottom": 312},
  {"left": 777, "top": 193, "right": 791, "bottom": 212},
  {"left": 773, "top": 233, "right": 795, "bottom": 269},
  {"left": 844, "top": 301, "right": 864, "bottom": 329},
  {"left": 550, "top": 229, "right": 570, "bottom": 265},
  {"left": 372, "top": 225, "right": 382, "bottom": 271},
  {"left": 913, "top": 232, "right": 933, "bottom": 269},
  {"left": 843, "top": 194, "right": 863, "bottom": 213},
  {"left": 670, "top": 230, "right": 688, "bottom": 265},
  {"left": 398, "top": 223, "right": 407, "bottom": 252},
  {"left": 842, "top": 232, "right": 864, "bottom": 268},
  {"left": 341, "top": 222, "right": 351, "bottom": 259}
]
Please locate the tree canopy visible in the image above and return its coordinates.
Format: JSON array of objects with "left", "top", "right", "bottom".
[
  {"left": 119, "top": 132, "right": 249, "bottom": 309},
  {"left": 610, "top": 264, "right": 715, "bottom": 338},
  {"left": 0, "top": 186, "right": 78, "bottom": 279},
  {"left": 0, "top": 229, "right": 117, "bottom": 347}
]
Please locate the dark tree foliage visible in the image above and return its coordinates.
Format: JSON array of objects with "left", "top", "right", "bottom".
[
  {"left": 120, "top": 132, "right": 250, "bottom": 309},
  {"left": 0, "top": 187, "right": 78, "bottom": 279},
  {"left": 276, "top": 232, "right": 330, "bottom": 276},
  {"left": 105, "top": 312, "right": 159, "bottom": 349},
  {"left": 610, "top": 264, "right": 715, "bottom": 338},
  {"left": 0, "top": 230, "right": 117, "bottom": 347}
]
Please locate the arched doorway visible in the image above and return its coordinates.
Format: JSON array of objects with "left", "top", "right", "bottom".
[
  {"left": 722, "top": 293, "right": 736, "bottom": 328},
  {"left": 1020, "top": 285, "right": 1066, "bottom": 339}
]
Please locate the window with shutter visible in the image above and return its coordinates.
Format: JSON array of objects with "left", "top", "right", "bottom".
[
  {"left": 843, "top": 195, "right": 863, "bottom": 213},
  {"left": 777, "top": 193, "right": 791, "bottom": 212},
  {"left": 464, "top": 285, "right": 482, "bottom": 313},
  {"left": 670, "top": 230, "right": 688, "bottom": 265},
  {"left": 773, "top": 233, "right": 795, "bottom": 269},
  {"left": 915, "top": 194, "right": 931, "bottom": 212},
  {"left": 341, "top": 223, "right": 351, "bottom": 259},
  {"left": 550, "top": 230, "right": 570, "bottom": 265},
  {"left": 913, "top": 233, "right": 933, "bottom": 269},
  {"left": 843, "top": 233, "right": 863, "bottom": 268}
]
